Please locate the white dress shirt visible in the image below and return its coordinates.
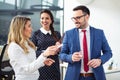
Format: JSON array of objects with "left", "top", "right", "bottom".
[
  {"left": 79, "top": 26, "right": 93, "bottom": 73},
  {"left": 8, "top": 42, "right": 47, "bottom": 80}
]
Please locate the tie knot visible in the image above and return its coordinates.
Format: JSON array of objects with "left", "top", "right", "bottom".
[{"left": 82, "top": 30, "right": 86, "bottom": 33}]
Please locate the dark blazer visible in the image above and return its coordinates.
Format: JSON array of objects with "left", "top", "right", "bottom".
[{"left": 59, "top": 26, "right": 112, "bottom": 80}]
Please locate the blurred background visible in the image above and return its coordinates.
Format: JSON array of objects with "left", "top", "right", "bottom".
[
  {"left": 0, "top": 0, "right": 64, "bottom": 45},
  {"left": 0, "top": 0, "right": 120, "bottom": 80}
]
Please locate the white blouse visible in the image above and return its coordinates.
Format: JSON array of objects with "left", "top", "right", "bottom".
[{"left": 8, "top": 42, "right": 47, "bottom": 80}]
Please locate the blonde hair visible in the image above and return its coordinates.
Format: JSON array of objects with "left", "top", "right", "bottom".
[{"left": 7, "top": 15, "right": 36, "bottom": 53}]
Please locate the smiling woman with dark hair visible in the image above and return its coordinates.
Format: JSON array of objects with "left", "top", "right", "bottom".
[{"left": 31, "top": 9, "right": 61, "bottom": 80}]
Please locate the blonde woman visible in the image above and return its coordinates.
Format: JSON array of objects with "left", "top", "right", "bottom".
[{"left": 7, "top": 15, "right": 59, "bottom": 80}]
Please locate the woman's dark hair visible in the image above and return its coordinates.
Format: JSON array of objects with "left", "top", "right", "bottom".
[
  {"left": 73, "top": 5, "right": 90, "bottom": 16},
  {"left": 40, "top": 9, "right": 59, "bottom": 41}
]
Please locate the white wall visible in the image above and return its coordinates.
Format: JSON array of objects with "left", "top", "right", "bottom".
[{"left": 64, "top": 0, "right": 120, "bottom": 68}]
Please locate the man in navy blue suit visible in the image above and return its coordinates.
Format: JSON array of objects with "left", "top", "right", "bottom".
[{"left": 59, "top": 5, "right": 112, "bottom": 80}]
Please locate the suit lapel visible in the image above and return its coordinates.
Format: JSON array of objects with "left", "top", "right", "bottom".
[
  {"left": 90, "top": 27, "right": 94, "bottom": 59},
  {"left": 73, "top": 28, "right": 81, "bottom": 51}
]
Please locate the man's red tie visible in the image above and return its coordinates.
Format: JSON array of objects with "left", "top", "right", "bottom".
[{"left": 82, "top": 30, "right": 89, "bottom": 72}]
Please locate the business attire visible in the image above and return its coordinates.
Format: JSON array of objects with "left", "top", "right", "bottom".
[
  {"left": 59, "top": 26, "right": 112, "bottom": 80},
  {"left": 8, "top": 42, "right": 47, "bottom": 80},
  {"left": 31, "top": 28, "right": 61, "bottom": 80}
]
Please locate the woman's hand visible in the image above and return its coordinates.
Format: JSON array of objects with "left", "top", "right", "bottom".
[
  {"left": 55, "top": 42, "right": 63, "bottom": 52},
  {"left": 43, "top": 46, "right": 59, "bottom": 57},
  {"left": 44, "top": 58, "right": 55, "bottom": 66}
]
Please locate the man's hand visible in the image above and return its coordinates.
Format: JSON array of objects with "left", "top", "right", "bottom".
[
  {"left": 72, "top": 51, "right": 83, "bottom": 62},
  {"left": 87, "top": 59, "right": 102, "bottom": 68}
]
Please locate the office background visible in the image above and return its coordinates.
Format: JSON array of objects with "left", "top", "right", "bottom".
[
  {"left": 0, "top": 0, "right": 120, "bottom": 79},
  {"left": 0, "top": 0, "right": 64, "bottom": 45}
]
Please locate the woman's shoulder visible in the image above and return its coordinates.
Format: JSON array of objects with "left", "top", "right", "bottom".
[
  {"left": 32, "top": 29, "right": 43, "bottom": 37},
  {"left": 54, "top": 31, "right": 60, "bottom": 35},
  {"left": 55, "top": 30, "right": 60, "bottom": 33},
  {"left": 9, "top": 42, "right": 19, "bottom": 48},
  {"left": 8, "top": 42, "right": 23, "bottom": 52},
  {"left": 8, "top": 42, "right": 25, "bottom": 63},
  {"left": 33, "top": 30, "right": 41, "bottom": 34},
  {"left": 54, "top": 31, "right": 61, "bottom": 39}
]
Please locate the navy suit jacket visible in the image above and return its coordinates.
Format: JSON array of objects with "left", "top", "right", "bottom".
[{"left": 59, "top": 26, "right": 112, "bottom": 80}]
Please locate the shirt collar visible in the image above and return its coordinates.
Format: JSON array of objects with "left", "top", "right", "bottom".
[
  {"left": 79, "top": 25, "right": 90, "bottom": 32},
  {"left": 40, "top": 27, "right": 52, "bottom": 35}
]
